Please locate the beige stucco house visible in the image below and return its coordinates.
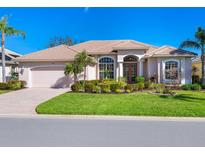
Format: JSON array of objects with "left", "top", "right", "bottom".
[
  {"left": 0, "top": 48, "right": 21, "bottom": 82},
  {"left": 15, "top": 40, "right": 196, "bottom": 88}
]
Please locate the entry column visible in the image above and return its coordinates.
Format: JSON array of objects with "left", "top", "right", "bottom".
[{"left": 139, "top": 59, "right": 144, "bottom": 76}]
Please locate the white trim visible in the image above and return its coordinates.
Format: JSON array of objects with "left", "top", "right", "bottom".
[
  {"left": 28, "top": 68, "right": 32, "bottom": 88},
  {"left": 162, "top": 59, "right": 180, "bottom": 83},
  {"left": 98, "top": 56, "right": 116, "bottom": 79},
  {"left": 30, "top": 64, "right": 65, "bottom": 70}
]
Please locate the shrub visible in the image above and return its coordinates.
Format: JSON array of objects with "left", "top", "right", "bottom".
[
  {"left": 162, "top": 87, "right": 175, "bottom": 95},
  {"left": 19, "top": 80, "right": 27, "bottom": 88},
  {"left": 84, "top": 82, "right": 95, "bottom": 92},
  {"left": 201, "top": 84, "right": 205, "bottom": 89},
  {"left": 0, "top": 82, "right": 8, "bottom": 90},
  {"left": 110, "top": 83, "right": 120, "bottom": 92},
  {"left": 181, "top": 84, "right": 192, "bottom": 90},
  {"left": 94, "top": 86, "right": 101, "bottom": 93},
  {"left": 191, "top": 84, "right": 201, "bottom": 90},
  {"left": 98, "top": 83, "right": 111, "bottom": 93},
  {"left": 133, "top": 84, "right": 139, "bottom": 91},
  {"left": 118, "top": 81, "right": 126, "bottom": 88},
  {"left": 71, "top": 82, "right": 81, "bottom": 92},
  {"left": 7, "top": 80, "right": 21, "bottom": 90},
  {"left": 137, "top": 82, "right": 145, "bottom": 90},
  {"left": 125, "top": 84, "right": 134, "bottom": 92},
  {"left": 144, "top": 80, "right": 154, "bottom": 89},
  {"left": 115, "top": 89, "right": 123, "bottom": 93},
  {"left": 136, "top": 76, "right": 145, "bottom": 83},
  {"left": 101, "top": 79, "right": 115, "bottom": 84},
  {"left": 125, "top": 89, "right": 131, "bottom": 93},
  {"left": 85, "top": 80, "right": 100, "bottom": 86},
  {"left": 154, "top": 83, "right": 165, "bottom": 93},
  {"left": 118, "top": 77, "right": 127, "bottom": 82}
]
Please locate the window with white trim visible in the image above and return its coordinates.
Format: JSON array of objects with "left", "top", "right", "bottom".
[
  {"left": 99, "top": 57, "right": 114, "bottom": 79},
  {"left": 165, "top": 61, "right": 179, "bottom": 80}
]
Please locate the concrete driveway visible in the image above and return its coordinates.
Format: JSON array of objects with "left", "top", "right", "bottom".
[{"left": 0, "top": 88, "right": 68, "bottom": 115}]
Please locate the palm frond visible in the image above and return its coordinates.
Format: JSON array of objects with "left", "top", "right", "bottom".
[
  {"left": 195, "top": 27, "right": 205, "bottom": 42},
  {"left": 5, "top": 27, "right": 26, "bottom": 39},
  {"left": 179, "top": 40, "right": 201, "bottom": 49}
]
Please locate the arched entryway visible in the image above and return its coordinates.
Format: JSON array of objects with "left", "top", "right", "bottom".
[{"left": 123, "top": 55, "right": 138, "bottom": 83}]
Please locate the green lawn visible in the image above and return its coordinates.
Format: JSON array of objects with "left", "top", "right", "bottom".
[
  {"left": 36, "top": 91, "right": 205, "bottom": 117},
  {"left": 0, "top": 90, "right": 12, "bottom": 95}
]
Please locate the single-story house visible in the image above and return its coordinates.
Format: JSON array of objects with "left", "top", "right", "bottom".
[
  {"left": 0, "top": 48, "right": 21, "bottom": 82},
  {"left": 15, "top": 40, "right": 196, "bottom": 88}
]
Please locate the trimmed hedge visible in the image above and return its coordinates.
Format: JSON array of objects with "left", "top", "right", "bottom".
[
  {"left": 0, "top": 80, "right": 26, "bottom": 90},
  {"left": 181, "top": 84, "right": 201, "bottom": 91}
]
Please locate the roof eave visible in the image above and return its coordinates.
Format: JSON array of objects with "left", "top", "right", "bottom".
[{"left": 15, "top": 59, "right": 74, "bottom": 62}]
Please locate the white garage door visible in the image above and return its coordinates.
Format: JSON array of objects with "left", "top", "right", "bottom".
[{"left": 31, "top": 66, "right": 71, "bottom": 88}]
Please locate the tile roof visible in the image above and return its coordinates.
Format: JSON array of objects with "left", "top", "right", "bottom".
[
  {"left": 15, "top": 45, "right": 78, "bottom": 62},
  {"left": 15, "top": 40, "right": 196, "bottom": 62},
  {"left": 145, "top": 46, "right": 197, "bottom": 57}
]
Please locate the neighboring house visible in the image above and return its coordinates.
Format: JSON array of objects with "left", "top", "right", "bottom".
[
  {"left": 0, "top": 47, "right": 21, "bottom": 82},
  {"left": 15, "top": 40, "right": 196, "bottom": 88}
]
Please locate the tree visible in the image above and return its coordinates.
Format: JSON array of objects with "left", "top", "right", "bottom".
[
  {"left": 48, "top": 36, "right": 73, "bottom": 47},
  {"left": 64, "top": 63, "right": 83, "bottom": 83},
  {"left": 0, "top": 16, "right": 25, "bottom": 82},
  {"left": 74, "top": 50, "right": 96, "bottom": 81},
  {"left": 180, "top": 27, "right": 205, "bottom": 85}
]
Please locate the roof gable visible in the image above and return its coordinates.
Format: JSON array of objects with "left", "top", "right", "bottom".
[{"left": 15, "top": 45, "right": 78, "bottom": 62}]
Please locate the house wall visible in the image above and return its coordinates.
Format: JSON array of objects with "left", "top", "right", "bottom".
[
  {"left": 0, "top": 64, "right": 13, "bottom": 82},
  {"left": 19, "top": 62, "right": 82, "bottom": 87},
  {"left": 147, "top": 57, "right": 192, "bottom": 84}
]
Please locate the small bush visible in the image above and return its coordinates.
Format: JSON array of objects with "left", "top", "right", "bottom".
[
  {"left": 125, "top": 84, "right": 134, "bottom": 92},
  {"left": 85, "top": 80, "right": 100, "bottom": 86},
  {"left": 94, "top": 86, "right": 101, "bottom": 93},
  {"left": 84, "top": 82, "right": 95, "bottom": 93},
  {"left": 71, "top": 82, "right": 81, "bottom": 92},
  {"left": 115, "top": 89, "right": 123, "bottom": 93},
  {"left": 118, "top": 77, "right": 127, "bottom": 82},
  {"left": 7, "top": 80, "right": 21, "bottom": 90},
  {"left": 201, "top": 84, "right": 205, "bottom": 89},
  {"left": 19, "top": 80, "right": 27, "bottom": 88},
  {"left": 181, "top": 84, "right": 192, "bottom": 90},
  {"left": 136, "top": 76, "right": 145, "bottom": 83},
  {"left": 110, "top": 83, "right": 119, "bottom": 92},
  {"left": 144, "top": 80, "right": 154, "bottom": 89},
  {"left": 125, "top": 89, "right": 131, "bottom": 93},
  {"left": 154, "top": 83, "right": 165, "bottom": 93},
  {"left": 118, "top": 81, "right": 126, "bottom": 88},
  {"left": 98, "top": 83, "right": 111, "bottom": 93},
  {"left": 0, "top": 82, "right": 8, "bottom": 90},
  {"left": 137, "top": 82, "right": 145, "bottom": 90},
  {"left": 191, "top": 84, "right": 201, "bottom": 90}
]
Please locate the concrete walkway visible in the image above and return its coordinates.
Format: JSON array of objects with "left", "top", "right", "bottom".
[{"left": 0, "top": 88, "right": 68, "bottom": 115}]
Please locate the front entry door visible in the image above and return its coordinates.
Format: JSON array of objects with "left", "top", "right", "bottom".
[{"left": 123, "top": 63, "right": 137, "bottom": 83}]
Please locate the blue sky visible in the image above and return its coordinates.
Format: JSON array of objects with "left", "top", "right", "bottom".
[{"left": 0, "top": 7, "right": 205, "bottom": 55}]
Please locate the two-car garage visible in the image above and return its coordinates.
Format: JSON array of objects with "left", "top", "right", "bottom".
[{"left": 31, "top": 65, "right": 70, "bottom": 88}]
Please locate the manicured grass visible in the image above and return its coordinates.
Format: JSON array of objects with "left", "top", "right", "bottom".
[
  {"left": 0, "top": 90, "right": 12, "bottom": 95},
  {"left": 36, "top": 91, "right": 205, "bottom": 117}
]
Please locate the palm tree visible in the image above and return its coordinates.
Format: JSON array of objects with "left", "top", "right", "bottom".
[
  {"left": 180, "top": 27, "right": 205, "bottom": 85},
  {"left": 0, "top": 16, "right": 25, "bottom": 82},
  {"left": 64, "top": 63, "right": 83, "bottom": 83},
  {"left": 74, "top": 50, "right": 96, "bottom": 81}
]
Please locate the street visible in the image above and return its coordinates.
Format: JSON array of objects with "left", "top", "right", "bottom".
[{"left": 0, "top": 116, "right": 205, "bottom": 146}]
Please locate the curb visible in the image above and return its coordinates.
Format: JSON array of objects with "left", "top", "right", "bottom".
[{"left": 0, "top": 114, "right": 205, "bottom": 121}]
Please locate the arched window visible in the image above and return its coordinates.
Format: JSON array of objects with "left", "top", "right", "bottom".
[
  {"left": 124, "top": 55, "right": 138, "bottom": 62},
  {"left": 99, "top": 57, "right": 114, "bottom": 79},
  {"left": 165, "top": 60, "right": 179, "bottom": 80}
]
